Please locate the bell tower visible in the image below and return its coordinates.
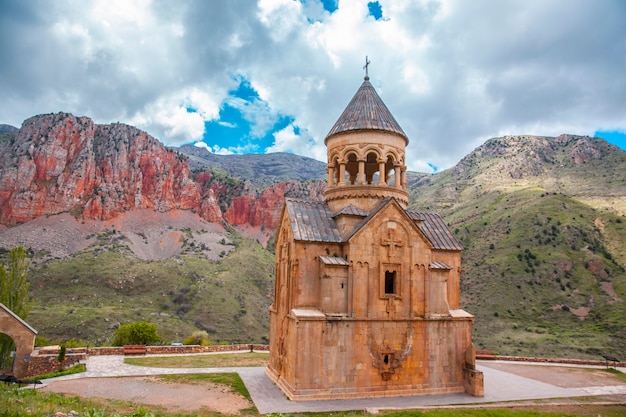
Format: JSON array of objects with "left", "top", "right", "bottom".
[
  {"left": 324, "top": 74, "right": 409, "bottom": 213},
  {"left": 268, "top": 62, "right": 484, "bottom": 400}
]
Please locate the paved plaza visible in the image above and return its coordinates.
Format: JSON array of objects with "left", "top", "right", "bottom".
[{"left": 43, "top": 353, "right": 626, "bottom": 414}]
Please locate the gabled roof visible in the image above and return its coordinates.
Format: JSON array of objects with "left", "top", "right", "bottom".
[
  {"left": 343, "top": 198, "right": 463, "bottom": 251},
  {"left": 285, "top": 198, "right": 342, "bottom": 242},
  {"left": 325, "top": 77, "right": 408, "bottom": 141},
  {"left": 407, "top": 210, "right": 464, "bottom": 251},
  {"left": 0, "top": 303, "right": 38, "bottom": 335},
  {"left": 332, "top": 204, "right": 369, "bottom": 217},
  {"left": 284, "top": 197, "right": 462, "bottom": 251},
  {"left": 342, "top": 197, "right": 395, "bottom": 242}
]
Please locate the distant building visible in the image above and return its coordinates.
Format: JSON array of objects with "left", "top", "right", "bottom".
[{"left": 267, "top": 73, "right": 484, "bottom": 400}]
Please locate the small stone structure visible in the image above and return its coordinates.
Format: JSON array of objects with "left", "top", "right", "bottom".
[
  {"left": 0, "top": 303, "right": 37, "bottom": 378},
  {"left": 268, "top": 74, "right": 484, "bottom": 400}
]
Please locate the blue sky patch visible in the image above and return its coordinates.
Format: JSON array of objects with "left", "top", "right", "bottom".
[
  {"left": 319, "top": 0, "right": 338, "bottom": 13},
  {"left": 367, "top": 1, "right": 383, "bottom": 20},
  {"left": 594, "top": 130, "right": 626, "bottom": 150},
  {"left": 201, "top": 76, "right": 297, "bottom": 154}
]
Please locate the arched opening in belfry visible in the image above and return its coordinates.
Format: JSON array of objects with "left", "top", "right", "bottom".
[
  {"left": 385, "top": 155, "right": 396, "bottom": 187},
  {"left": 332, "top": 156, "right": 340, "bottom": 186},
  {"left": 365, "top": 152, "right": 379, "bottom": 184},
  {"left": 345, "top": 152, "right": 358, "bottom": 185}
]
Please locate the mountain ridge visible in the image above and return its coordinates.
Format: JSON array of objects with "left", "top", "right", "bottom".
[
  {"left": 1, "top": 113, "right": 624, "bottom": 358},
  {"left": 176, "top": 144, "right": 327, "bottom": 189},
  {"left": 406, "top": 133, "right": 626, "bottom": 357}
]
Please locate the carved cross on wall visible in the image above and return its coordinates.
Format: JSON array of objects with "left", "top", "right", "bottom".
[{"left": 382, "top": 228, "right": 403, "bottom": 259}]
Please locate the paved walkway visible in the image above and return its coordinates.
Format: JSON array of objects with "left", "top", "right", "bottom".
[{"left": 45, "top": 353, "right": 626, "bottom": 414}]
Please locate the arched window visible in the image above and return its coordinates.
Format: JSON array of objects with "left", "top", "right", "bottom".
[{"left": 384, "top": 270, "right": 396, "bottom": 294}]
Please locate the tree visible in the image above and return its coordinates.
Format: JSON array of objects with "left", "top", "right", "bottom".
[
  {"left": 0, "top": 246, "right": 31, "bottom": 316},
  {"left": 112, "top": 321, "right": 161, "bottom": 346},
  {"left": 183, "top": 330, "right": 211, "bottom": 346},
  {"left": 57, "top": 344, "right": 67, "bottom": 371},
  {"left": 0, "top": 246, "right": 32, "bottom": 369}
]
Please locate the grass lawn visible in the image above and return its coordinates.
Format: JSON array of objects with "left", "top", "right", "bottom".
[{"left": 124, "top": 351, "right": 269, "bottom": 368}]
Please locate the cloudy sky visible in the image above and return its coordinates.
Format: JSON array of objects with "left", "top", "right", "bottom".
[{"left": 1, "top": 0, "right": 625, "bottom": 172}]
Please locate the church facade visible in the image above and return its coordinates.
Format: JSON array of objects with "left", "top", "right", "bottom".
[{"left": 267, "top": 74, "right": 484, "bottom": 400}]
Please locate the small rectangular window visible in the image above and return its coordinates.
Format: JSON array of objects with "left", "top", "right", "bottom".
[{"left": 384, "top": 270, "right": 396, "bottom": 294}]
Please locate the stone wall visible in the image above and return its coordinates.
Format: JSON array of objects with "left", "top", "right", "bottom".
[
  {"left": 26, "top": 352, "right": 86, "bottom": 377},
  {"left": 27, "top": 344, "right": 269, "bottom": 377},
  {"left": 27, "top": 343, "right": 618, "bottom": 380}
]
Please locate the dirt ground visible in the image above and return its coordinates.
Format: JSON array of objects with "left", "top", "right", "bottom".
[{"left": 42, "top": 376, "right": 253, "bottom": 415}]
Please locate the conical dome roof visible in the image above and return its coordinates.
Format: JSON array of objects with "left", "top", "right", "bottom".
[{"left": 325, "top": 77, "right": 407, "bottom": 141}]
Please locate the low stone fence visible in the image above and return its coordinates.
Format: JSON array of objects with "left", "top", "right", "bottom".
[
  {"left": 27, "top": 344, "right": 269, "bottom": 377},
  {"left": 26, "top": 351, "right": 86, "bottom": 377},
  {"left": 27, "top": 345, "right": 621, "bottom": 378}
]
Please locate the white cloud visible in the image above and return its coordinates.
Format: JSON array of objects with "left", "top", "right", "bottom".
[
  {"left": 226, "top": 95, "right": 278, "bottom": 139},
  {"left": 211, "top": 145, "right": 234, "bottom": 155},
  {"left": 265, "top": 125, "right": 298, "bottom": 152},
  {"left": 210, "top": 142, "right": 261, "bottom": 155},
  {"left": 194, "top": 141, "right": 211, "bottom": 151},
  {"left": 1, "top": 0, "right": 624, "bottom": 172},
  {"left": 266, "top": 124, "right": 326, "bottom": 161},
  {"left": 257, "top": 0, "right": 304, "bottom": 42},
  {"left": 128, "top": 87, "right": 221, "bottom": 145},
  {"left": 218, "top": 121, "right": 237, "bottom": 128}
]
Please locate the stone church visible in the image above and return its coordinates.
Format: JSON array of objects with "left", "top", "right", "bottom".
[{"left": 267, "top": 73, "right": 484, "bottom": 400}]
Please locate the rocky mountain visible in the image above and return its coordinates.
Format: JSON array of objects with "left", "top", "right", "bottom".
[
  {"left": 0, "top": 113, "right": 323, "bottom": 237},
  {"left": 0, "top": 113, "right": 203, "bottom": 225},
  {"left": 1, "top": 114, "right": 624, "bottom": 358},
  {"left": 409, "top": 134, "right": 626, "bottom": 216},
  {"left": 177, "top": 144, "right": 326, "bottom": 189},
  {"left": 0, "top": 124, "right": 18, "bottom": 134}
]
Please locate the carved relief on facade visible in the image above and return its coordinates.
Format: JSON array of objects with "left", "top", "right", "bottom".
[{"left": 368, "top": 325, "right": 414, "bottom": 381}]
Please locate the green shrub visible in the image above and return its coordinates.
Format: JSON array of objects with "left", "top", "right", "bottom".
[
  {"left": 183, "top": 330, "right": 211, "bottom": 346},
  {"left": 57, "top": 345, "right": 67, "bottom": 370},
  {"left": 112, "top": 321, "right": 161, "bottom": 346}
]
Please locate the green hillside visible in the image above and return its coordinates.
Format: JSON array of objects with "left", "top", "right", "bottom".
[
  {"left": 26, "top": 231, "right": 274, "bottom": 346},
  {"left": 408, "top": 135, "right": 626, "bottom": 358}
]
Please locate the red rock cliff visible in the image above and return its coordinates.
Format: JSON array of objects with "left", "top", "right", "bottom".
[
  {"left": 223, "top": 181, "right": 326, "bottom": 230},
  {"left": 0, "top": 113, "right": 212, "bottom": 224}
]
